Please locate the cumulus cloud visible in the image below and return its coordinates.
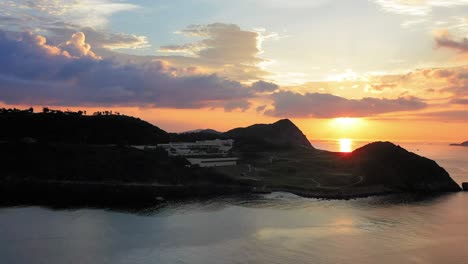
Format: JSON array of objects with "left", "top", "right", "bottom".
[
  {"left": 59, "top": 32, "right": 100, "bottom": 59},
  {"left": 265, "top": 91, "right": 427, "bottom": 118},
  {"left": 158, "top": 23, "right": 271, "bottom": 81},
  {"left": 0, "top": 1, "right": 149, "bottom": 51},
  {"left": 166, "top": 23, "right": 261, "bottom": 64},
  {"left": 47, "top": 25, "right": 150, "bottom": 50},
  {"left": 434, "top": 29, "right": 468, "bottom": 53},
  {"left": 0, "top": 30, "right": 255, "bottom": 110}
]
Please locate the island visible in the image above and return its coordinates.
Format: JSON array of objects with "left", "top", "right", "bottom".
[
  {"left": 450, "top": 141, "right": 468, "bottom": 147},
  {"left": 0, "top": 108, "right": 462, "bottom": 207}
]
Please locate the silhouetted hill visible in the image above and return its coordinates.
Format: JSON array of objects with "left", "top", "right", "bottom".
[
  {"left": 0, "top": 110, "right": 169, "bottom": 145},
  {"left": 169, "top": 132, "right": 227, "bottom": 142},
  {"left": 224, "top": 119, "right": 313, "bottom": 149},
  {"left": 450, "top": 141, "right": 468, "bottom": 147},
  {"left": 350, "top": 142, "right": 461, "bottom": 192},
  {"left": 182, "top": 129, "right": 222, "bottom": 135}
]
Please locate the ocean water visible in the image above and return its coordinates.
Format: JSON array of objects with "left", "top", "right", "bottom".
[{"left": 1, "top": 141, "right": 467, "bottom": 264}]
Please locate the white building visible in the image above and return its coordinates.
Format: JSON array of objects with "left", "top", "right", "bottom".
[
  {"left": 186, "top": 157, "right": 239, "bottom": 167},
  {"left": 157, "top": 139, "right": 234, "bottom": 157},
  {"left": 156, "top": 139, "right": 238, "bottom": 167}
]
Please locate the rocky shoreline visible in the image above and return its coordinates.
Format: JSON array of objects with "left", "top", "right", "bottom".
[{"left": 1, "top": 179, "right": 460, "bottom": 210}]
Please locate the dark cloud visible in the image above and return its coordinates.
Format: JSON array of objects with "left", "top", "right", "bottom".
[
  {"left": 265, "top": 91, "right": 427, "bottom": 118},
  {"left": 451, "top": 98, "right": 468, "bottom": 104},
  {"left": 250, "top": 80, "right": 279, "bottom": 93},
  {"left": 0, "top": 30, "right": 253, "bottom": 110},
  {"left": 435, "top": 30, "right": 468, "bottom": 54},
  {"left": 256, "top": 105, "right": 267, "bottom": 113}
]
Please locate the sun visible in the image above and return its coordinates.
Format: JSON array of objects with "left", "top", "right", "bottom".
[{"left": 339, "top": 138, "right": 352, "bottom": 153}]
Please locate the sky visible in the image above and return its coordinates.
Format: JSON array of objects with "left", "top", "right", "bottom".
[{"left": 0, "top": 0, "right": 467, "bottom": 142}]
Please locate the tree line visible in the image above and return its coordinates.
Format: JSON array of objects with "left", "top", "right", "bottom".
[{"left": 0, "top": 107, "right": 121, "bottom": 116}]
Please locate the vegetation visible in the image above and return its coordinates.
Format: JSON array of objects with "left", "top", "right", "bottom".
[{"left": 0, "top": 107, "right": 169, "bottom": 145}]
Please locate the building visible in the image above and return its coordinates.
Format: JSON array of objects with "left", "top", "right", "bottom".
[
  {"left": 186, "top": 157, "right": 239, "bottom": 167},
  {"left": 157, "top": 139, "right": 234, "bottom": 157},
  {"left": 156, "top": 139, "right": 238, "bottom": 167}
]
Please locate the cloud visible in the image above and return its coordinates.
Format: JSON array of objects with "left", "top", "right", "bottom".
[
  {"left": 265, "top": 91, "right": 427, "bottom": 118},
  {"left": 256, "top": 105, "right": 267, "bottom": 112},
  {"left": 1, "top": 0, "right": 138, "bottom": 28},
  {"left": 419, "top": 109, "right": 468, "bottom": 121},
  {"left": 47, "top": 25, "right": 150, "bottom": 50},
  {"left": 59, "top": 32, "right": 100, "bottom": 59},
  {"left": 0, "top": 1, "right": 149, "bottom": 51},
  {"left": 0, "top": 30, "right": 255, "bottom": 110},
  {"left": 422, "top": 66, "right": 468, "bottom": 96},
  {"left": 374, "top": 0, "right": 468, "bottom": 16},
  {"left": 451, "top": 98, "right": 468, "bottom": 104},
  {"left": 158, "top": 23, "right": 271, "bottom": 81},
  {"left": 434, "top": 29, "right": 468, "bottom": 53},
  {"left": 250, "top": 80, "right": 279, "bottom": 93}
]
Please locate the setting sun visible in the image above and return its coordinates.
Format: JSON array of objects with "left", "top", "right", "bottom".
[{"left": 339, "top": 138, "right": 352, "bottom": 153}]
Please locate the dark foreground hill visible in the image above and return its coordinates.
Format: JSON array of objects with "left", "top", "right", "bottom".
[{"left": 0, "top": 110, "right": 169, "bottom": 145}]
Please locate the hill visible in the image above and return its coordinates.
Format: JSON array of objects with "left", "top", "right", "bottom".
[
  {"left": 0, "top": 109, "right": 461, "bottom": 205},
  {"left": 182, "top": 129, "right": 222, "bottom": 135},
  {"left": 450, "top": 141, "right": 468, "bottom": 147},
  {"left": 350, "top": 142, "right": 460, "bottom": 192},
  {"left": 0, "top": 109, "right": 169, "bottom": 145},
  {"left": 224, "top": 119, "right": 313, "bottom": 149}
]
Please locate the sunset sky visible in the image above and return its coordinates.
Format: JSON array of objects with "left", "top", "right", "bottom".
[{"left": 0, "top": 0, "right": 467, "bottom": 142}]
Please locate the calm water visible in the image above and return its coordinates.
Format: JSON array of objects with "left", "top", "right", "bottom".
[{"left": 1, "top": 141, "right": 467, "bottom": 264}]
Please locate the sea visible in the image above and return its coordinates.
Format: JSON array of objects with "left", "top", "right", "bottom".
[{"left": 1, "top": 140, "right": 467, "bottom": 264}]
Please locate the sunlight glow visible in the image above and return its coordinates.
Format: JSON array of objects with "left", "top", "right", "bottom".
[
  {"left": 339, "top": 138, "right": 352, "bottom": 153},
  {"left": 335, "top": 117, "right": 358, "bottom": 126}
]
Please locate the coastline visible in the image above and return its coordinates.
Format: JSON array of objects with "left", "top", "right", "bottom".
[{"left": 1, "top": 179, "right": 455, "bottom": 210}]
